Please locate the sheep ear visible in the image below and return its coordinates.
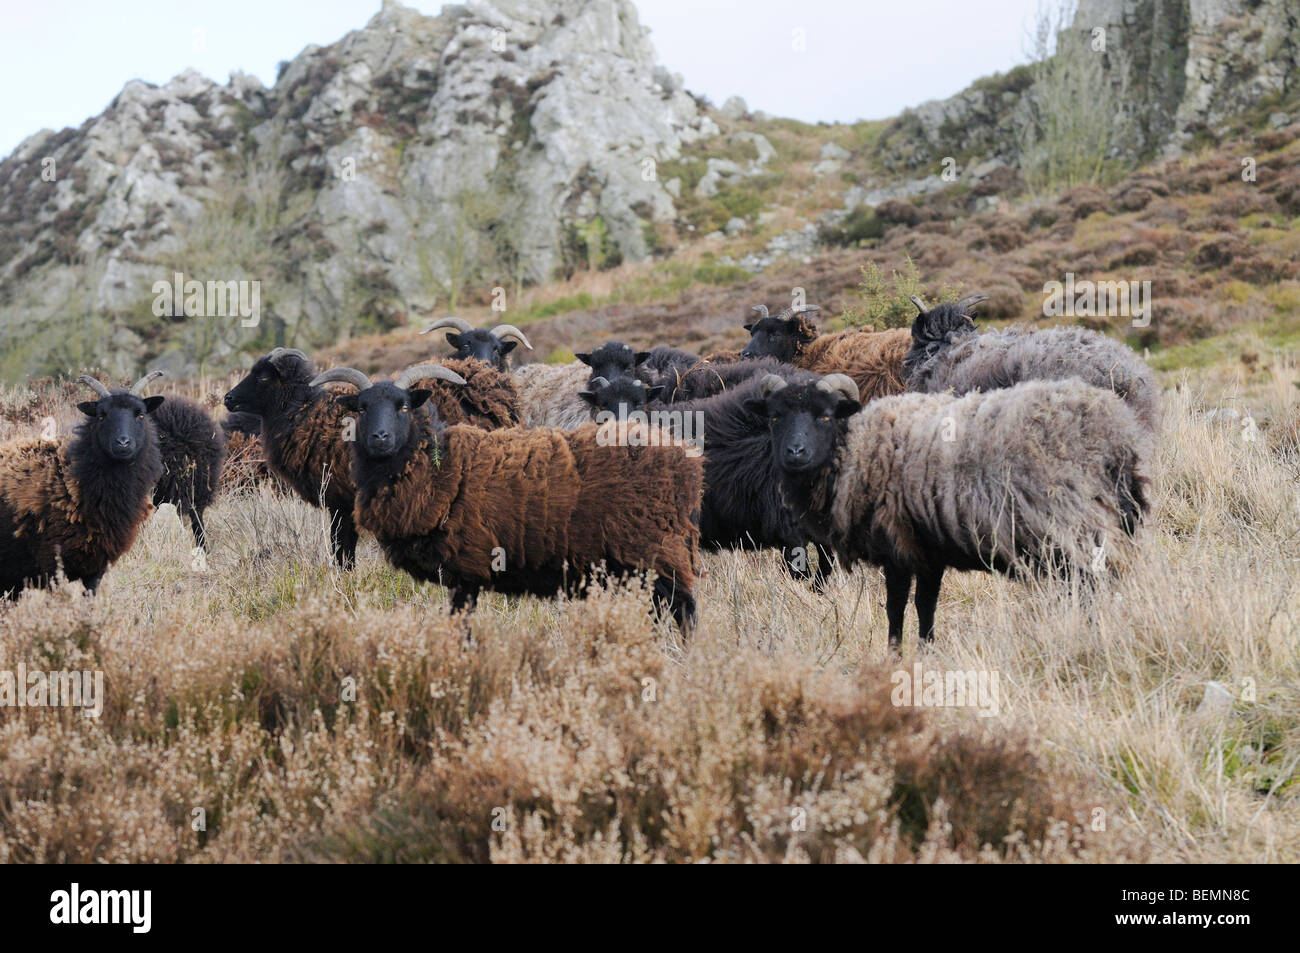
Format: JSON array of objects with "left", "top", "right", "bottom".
[
  {"left": 634, "top": 351, "right": 651, "bottom": 365},
  {"left": 445, "top": 332, "right": 462, "bottom": 348},
  {"left": 647, "top": 385, "right": 665, "bottom": 402},
  {"left": 742, "top": 323, "right": 754, "bottom": 332},
  {"left": 77, "top": 401, "right": 100, "bottom": 417},
  {"left": 577, "top": 390, "right": 599, "bottom": 406},
  {"left": 499, "top": 340, "right": 518, "bottom": 356},
  {"left": 575, "top": 352, "right": 593, "bottom": 366},
  {"left": 144, "top": 396, "right": 165, "bottom": 415},
  {"left": 409, "top": 389, "right": 432, "bottom": 409},
  {"left": 334, "top": 393, "right": 360, "bottom": 413},
  {"left": 834, "top": 397, "right": 861, "bottom": 418}
]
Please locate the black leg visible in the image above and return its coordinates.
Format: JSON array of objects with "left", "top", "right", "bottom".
[
  {"left": 811, "top": 541, "right": 836, "bottom": 593},
  {"left": 187, "top": 504, "right": 209, "bottom": 552},
  {"left": 781, "top": 544, "right": 811, "bottom": 580},
  {"left": 329, "top": 508, "right": 358, "bottom": 570},
  {"left": 82, "top": 573, "right": 103, "bottom": 595},
  {"left": 914, "top": 565, "right": 944, "bottom": 643},
  {"left": 449, "top": 587, "right": 478, "bottom": 615},
  {"left": 653, "top": 576, "right": 696, "bottom": 638},
  {"left": 883, "top": 563, "right": 912, "bottom": 650}
]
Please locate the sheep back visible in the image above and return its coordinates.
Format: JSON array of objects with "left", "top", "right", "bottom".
[
  {"left": 514, "top": 361, "right": 592, "bottom": 429},
  {"left": 798, "top": 327, "right": 911, "bottom": 402},
  {"left": 827, "top": 379, "right": 1151, "bottom": 577},
  {"left": 151, "top": 395, "right": 225, "bottom": 513},
  {"left": 911, "top": 325, "right": 1160, "bottom": 432},
  {"left": 418, "top": 357, "right": 519, "bottom": 430}
]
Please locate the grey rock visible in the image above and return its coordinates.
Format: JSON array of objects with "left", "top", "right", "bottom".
[{"left": 720, "top": 95, "right": 748, "bottom": 120}]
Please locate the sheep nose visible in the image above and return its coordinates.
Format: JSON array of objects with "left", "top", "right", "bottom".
[
  {"left": 373, "top": 429, "right": 391, "bottom": 441},
  {"left": 115, "top": 435, "right": 132, "bottom": 449},
  {"left": 785, "top": 442, "right": 808, "bottom": 461}
]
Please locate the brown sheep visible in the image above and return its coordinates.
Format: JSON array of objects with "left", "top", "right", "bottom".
[
  {"left": 313, "top": 365, "right": 702, "bottom": 633},
  {"left": 740, "top": 305, "right": 910, "bottom": 402},
  {"left": 417, "top": 356, "right": 519, "bottom": 430}
]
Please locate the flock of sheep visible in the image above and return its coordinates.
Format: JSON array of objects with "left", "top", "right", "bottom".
[{"left": 0, "top": 295, "right": 1158, "bottom": 646}]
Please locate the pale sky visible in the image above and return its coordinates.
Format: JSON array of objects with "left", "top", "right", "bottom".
[{"left": 0, "top": 0, "right": 1044, "bottom": 157}]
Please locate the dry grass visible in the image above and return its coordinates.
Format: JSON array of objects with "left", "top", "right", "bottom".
[{"left": 0, "top": 375, "right": 1297, "bottom": 863}]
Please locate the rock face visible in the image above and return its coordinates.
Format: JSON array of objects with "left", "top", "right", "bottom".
[
  {"left": 877, "top": 0, "right": 1299, "bottom": 171},
  {"left": 0, "top": 0, "right": 716, "bottom": 378}
]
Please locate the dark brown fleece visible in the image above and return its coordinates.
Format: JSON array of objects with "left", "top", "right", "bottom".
[
  {"left": 354, "top": 421, "right": 701, "bottom": 594},
  {"left": 265, "top": 393, "right": 355, "bottom": 510},
  {"left": 0, "top": 438, "right": 154, "bottom": 590},
  {"left": 797, "top": 327, "right": 911, "bottom": 402},
  {"left": 417, "top": 357, "right": 519, "bottom": 430}
]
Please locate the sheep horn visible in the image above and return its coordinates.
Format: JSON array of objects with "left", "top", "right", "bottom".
[
  {"left": 77, "top": 375, "right": 112, "bottom": 399},
  {"left": 909, "top": 294, "right": 928, "bottom": 314},
  {"left": 793, "top": 305, "right": 821, "bottom": 316},
  {"left": 817, "top": 374, "right": 860, "bottom": 403},
  {"left": 750, "top": 305, "right": 769, "bottom": 318},
  {"left": 394, "top": 363, "right": 468, "bottom": 391},
  {"left": 269, "top": 347, "right": 311, "bottom": 366},
  {"left": 956, "top": 294, "right": 989, "bottom": 314},
  {"left": 489, "top": 324, "right": 533, "bottom": 350},
  {"left": 588, "top": 376, "right": 610, "bottom": 389},
  {"left": 421, "top": 317, "right": 474, "bottom": 335},
  {"left": 758, "top": 374, "right": 788, "bottom": 399},
  {"left": 129, "top": 370, "right": 165, "bottom": 396},
  {"left": 310, "top": 368, "right": 373, "bottom": 391}
]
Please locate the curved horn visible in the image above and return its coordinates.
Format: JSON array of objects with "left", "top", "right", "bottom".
[
  {"left": 129, "top": 369, "right": 165, "bottom": 396},
  {"left": 587, "top": 376, "right": 610, "bottom": 389},
  {"left": 956, "top": 293, "right": 989, "bottom": 314},
  {"left": 394, "top": 363, "right": 467, "bottom": 391},
  {"left": 750, "top": 305, "right": 769, "bottom": 318},
  {"left": 793, "top": 305, "right": 821, "bottom": 316},
  {"left": 489, "top": 324, "right": 533, "bottom": 350},
  {"left": 77, "top": 374, "right": 112, "bottom": 399},
  {"left": 758, "top": 373, "right": 788, "bottom": 399},
  {"left": 421, "top": 317, "right": 474, "bottom": 336},
  {"left": 817, "top": 373, "right": 860, "bottom": 403},
  {"left": 909, "top": 294, "right": 928, "bottom": 314},
  {"left": 269, "top": 347, "right": 311, "bottom": 366},
  {"left": 310, "top": 368, "right": 373, "bottom": 391}
]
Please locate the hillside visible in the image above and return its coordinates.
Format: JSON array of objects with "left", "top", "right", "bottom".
[{"left": 1, "top": 0, "right": 1297, "bottom": 387}]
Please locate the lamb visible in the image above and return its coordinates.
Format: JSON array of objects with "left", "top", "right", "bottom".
[
  {"left": 903, "top": 294, "right": 1160, "bottom": 431},
  {"left": 740, "top": 304, "right": 911, "bottom": 402},
  {"left": 580, "top": 364, "right": 837, "bottom": 587},
  {"left": 421, "top": 317, "right": 534, "bottom": 371},
  {"left": 0, "top": 374, "right": 165, "bottom": 597},
  {"left": 223, "top": 348, "right": 465, "bottom": 569},
  {"left": 751, "top": 373, "right": 1152, "bottom": 646},
  {"left": 310, "top": 364, "right": 703, "bottom": 633},
  {"left": 147, "top": 378, "right": 226, "bottom": 551},
  {"left": 513, "top": 360, "right": 594, "bottom": 429}
]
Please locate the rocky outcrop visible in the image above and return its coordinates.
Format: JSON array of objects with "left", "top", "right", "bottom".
[{"left": 0, "top": 0, "right": 717, "bottom": 378}]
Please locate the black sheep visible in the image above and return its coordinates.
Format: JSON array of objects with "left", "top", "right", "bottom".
[
  {"left": 421, "top": 317, "right": 533, "bottom": 371},
  {"left": 149, "top": 385, "right": 226, "bottom": 551},
  {"left": 0, "top": 374, "right": 164, "bottom": 597}
]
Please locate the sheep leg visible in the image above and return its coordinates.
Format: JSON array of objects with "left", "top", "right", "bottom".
[
  {"left": 781, "top": 544, "right": 812, "bottom": 581},
  {"left": 914, "top": 566, "right": 944, "bottom": 643},
  {"left": 883, "top": 563, "right": 913, "bottom": 649},
  {"left": 652, "top": 576, "right": 696, "bottom": 638},
  {"left": 184, "top": 502, "right": 209, "bottom": 552},
  {"left": 449, "top": 587, "right": 478, "bottom": 615},
  {"left": 82, "top": 573, "right": 103, "bottom": 596},
  {"left": 811, "top": 541, "right": 836, "bottom": 592},
  {"left": 328, "top": 507, "right": 358, "bottom": 570}
]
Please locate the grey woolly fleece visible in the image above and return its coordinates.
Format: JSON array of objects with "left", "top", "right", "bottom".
[
  {"left": 514, "top": 361, "right": 593, "bottom": 430},
  {"left": 816, "top": 378, "right": 1152, "bottom": 578},
  {"left": 906, "top": 320, "right": 1160, "bottom": 433}
]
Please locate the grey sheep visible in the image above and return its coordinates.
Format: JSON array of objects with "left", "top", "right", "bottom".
[
  {"left": 513, "top": 361, "right": 593, "bottom": 429},
  {"left": 904, "top": 295, "right": 1160, "bottom": 432},
  {"left": 751, "top": 373, "right": 1152, "bottom": 647}
]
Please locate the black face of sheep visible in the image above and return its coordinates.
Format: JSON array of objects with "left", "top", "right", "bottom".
[
  {"left": 223, "top": 348, "right": 314, "bottom": 417},
  {"left": 313, "top": 364, "right": 466, "bottom": 461},
  {"left": 421, "top": 318, "right": 532, "bottom": 371},
  {"left": 739, "top": 305, "right": 821, "bottom": 362},
  {"left": 745, "top": 374, "right": 861, "bottom": 475},
  {"left": 77, "top": 389, "right": 165, "bottom": 462},
  {"left": 901, "top": 294, "right": 987, "bottom": 379},
  {"left": 578, "top": 376, "right": 664, "bottom": 417},
  {"left": 576, "top": 342, "right": 649, "bottom": 383}
]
